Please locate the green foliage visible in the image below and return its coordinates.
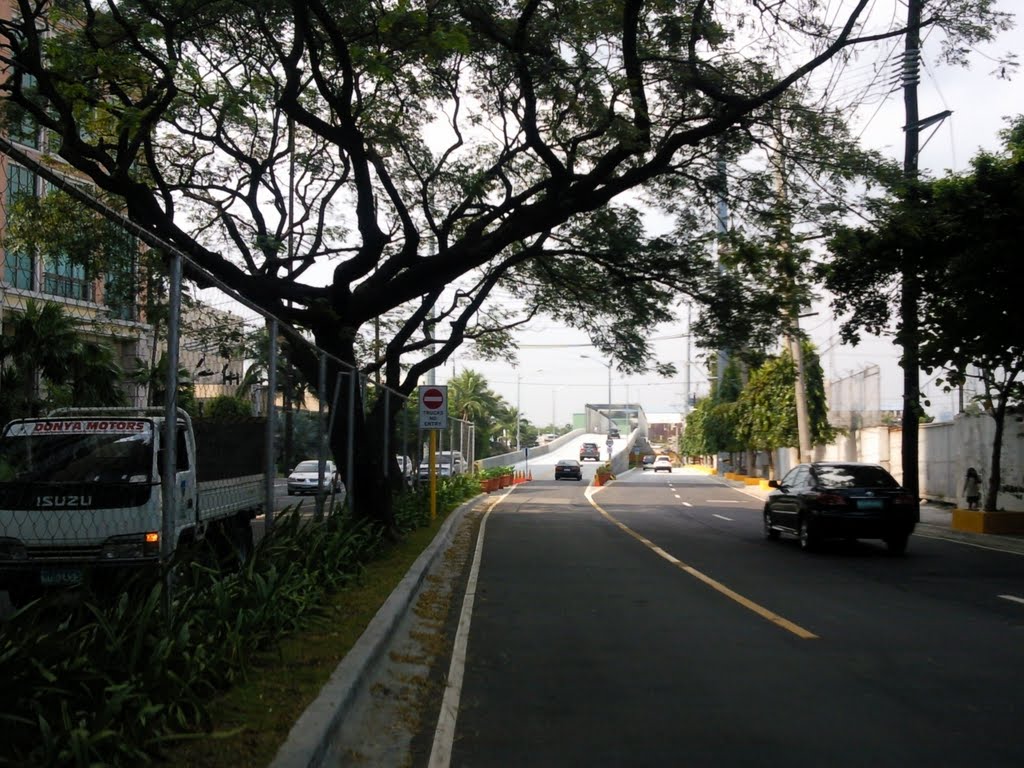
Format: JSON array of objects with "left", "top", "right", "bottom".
[
  {"left": 129, "top": 353, "right": 199, "bottom": 416},
  {"left": 735, "top": 342, "right": 837, "bottom": 452},
  {"left": 4, "top": 0, "right": 1009, "bottom": 524},
  {"left": 0, "top": 509, "right": 382, "bottom": 765},
  {"left": 477, "top": 465, "right": 513, "bottom": 480},
  {"left": 0, "top": 300, "right": 128, "bottom": 422},
  {"left": 823, "top": 116, "right": 1024, "bottom": 509},
  {"left": 0, "top": 471, "right": 482, "bottom": 766},
  {"left": 203, "top": 394, "right": 253, "bottom": 420}
]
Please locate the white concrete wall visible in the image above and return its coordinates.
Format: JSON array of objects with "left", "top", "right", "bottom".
[{"left": 767, "top": 413, "right": 1024, "bottom": 511}]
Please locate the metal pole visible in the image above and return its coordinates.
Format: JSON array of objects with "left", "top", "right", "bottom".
[
  {"left": 263, "top": 319, "right": 278, "bottom": 534},
  {"left": 429, "top": 429, "right": 437, "bottom": 519},
  {"left": 161, "top": 248, "right": 182, "bottom": 614},
  {"left": 515, "top": 369, "right": 521, "bottom": 451},
  {"left": 899, "top": 0, "right": 923, "bottom": 499},
  {"left": 684, "top": 304, "right": 692, "bottom": 421},
  {"left": 346, "top": 371, "right": 356, "bottom": 511},
  {"left": 315, "top": 352, "right": 327, "bottom": 521},
  {"left": 383, "top": 389, "right": 391, "bottom": 480},
  {"left": 606, "top": 361, "right": 611, "bottom": 410}
]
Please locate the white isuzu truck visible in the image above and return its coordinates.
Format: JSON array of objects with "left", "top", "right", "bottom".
[{"left": 0, "top": 408, "right": 265, "bottom": 603}]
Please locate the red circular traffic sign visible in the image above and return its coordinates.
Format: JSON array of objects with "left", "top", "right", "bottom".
[{"left": 422, "top": 388, "right": 445, "bottom": 409}]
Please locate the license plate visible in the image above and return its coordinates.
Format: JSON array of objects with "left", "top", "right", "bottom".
[
  {"left": 40, "top": 568, "right": 83, "bottom": 587},
  {"left": 857, "top": 499, "right": 884, "bottom": 510}
]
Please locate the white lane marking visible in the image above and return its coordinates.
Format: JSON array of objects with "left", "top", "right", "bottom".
[
  {"left": 713, "top": 513, "right": 734, "bottom": 521},
  {"left": 999, "top": 594, "right": 1024, "bottom": 606},
  {"left": 682, "top": 501, "right": 693, "bottom": 507},
  {"left": 913, "top": 532, "right": 1024, "bottom": 556},
  {"left": 584, "top": 491, "right": 817, "bottom": 640},
  {"left": 428, "top": 490, "right": 506, "bottom": 767},
  {"left": 673, "top": 493, "right": 681, "bottom": 499}
]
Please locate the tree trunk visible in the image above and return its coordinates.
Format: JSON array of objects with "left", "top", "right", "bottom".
[
  {"left": 327, "top": 379, "right": 399, "bottom": 535},
  {"left": 984, "top": 393, "right": 1007, "bottom": 512}
]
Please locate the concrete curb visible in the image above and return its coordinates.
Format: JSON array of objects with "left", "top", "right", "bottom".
[{"left": 268, "top": 494, "right": 484, "bottom": 768}]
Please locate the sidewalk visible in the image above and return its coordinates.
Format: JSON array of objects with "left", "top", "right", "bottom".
[{"left": 695, "top": 468, "right": 1024, "bottom": 557}]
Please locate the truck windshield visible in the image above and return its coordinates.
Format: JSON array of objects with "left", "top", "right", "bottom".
[{"left": 0, "top": 429, "right": 155, "bottom": 484}]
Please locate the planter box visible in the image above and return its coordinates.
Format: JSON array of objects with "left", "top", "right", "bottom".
[{"left": 952, "top": 509, "right": 1024, "bottom": 534}]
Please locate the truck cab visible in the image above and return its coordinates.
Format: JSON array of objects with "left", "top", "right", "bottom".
[{"left": 0, "top": 408, "right": 263, "bottom": 602}]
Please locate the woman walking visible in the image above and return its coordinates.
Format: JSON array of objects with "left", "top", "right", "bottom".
[{"left": 963, "top": 467, "right": 982, "bottom": 511}]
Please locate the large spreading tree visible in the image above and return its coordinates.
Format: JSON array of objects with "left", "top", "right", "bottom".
[
  {"left": 824, "top": 117, "right": 1024, "bottom": 511},
  {"left": 1, "top": 0, "right": 1009, "bottom": 527}
]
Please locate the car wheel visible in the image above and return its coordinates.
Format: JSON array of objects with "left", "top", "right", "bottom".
[
  {"left": 798, "top": 515, "right": 817, "bottom": 551},
  {"left": 885, "top": 534, "right": 909, "bottom": 555},
  {"left": 287, "top": 489, "right": 294, "bottom": 496},
  {"left": 763, "top": 509, "right": 780, "bottom": 540}
]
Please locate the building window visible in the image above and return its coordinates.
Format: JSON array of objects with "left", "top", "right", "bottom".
[
  {"left": 8, "top": 74, "right": 40, "bottom": 149},
  {"left": 103, "top": 229, "right": 139, "bottom": 321},
  {"left": 3, "top": 164, "right": 37, "bottom": 290},
  {"left": 43, "top": 255, "right": 93, "bottom": 301}
]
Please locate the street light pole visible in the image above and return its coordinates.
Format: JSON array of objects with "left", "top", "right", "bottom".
[
  {"left": 581, "top": 355, "right": 613, "bottom": 426},
  {"left": 515, "top": 368, "right": 521, "bottom": 451}
]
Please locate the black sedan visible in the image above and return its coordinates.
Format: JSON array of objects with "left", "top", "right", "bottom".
[
  {"left": 554, "top": 459, "right": 583, "bottom": 481},
  {"left": 763, "top": 461, "right": 919, "bottom": 553}
]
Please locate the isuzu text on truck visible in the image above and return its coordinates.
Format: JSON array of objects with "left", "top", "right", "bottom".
[{"left": 0, "top": 408, "right": 265, "bottom": 604}]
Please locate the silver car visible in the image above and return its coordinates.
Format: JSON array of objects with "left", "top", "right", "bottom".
[
  {"left": 417, "top": 451, "right": 464, "bottom": 480},
  {"left": 287, "top": 459, "right": 341, "bottom": 495}
]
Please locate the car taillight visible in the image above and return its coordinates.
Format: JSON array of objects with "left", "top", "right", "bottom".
[
  {"left": 892, "top": 494, "right": 916, "bottom": 506},
  {"left": 814, "top": 492, "right": 848, "bottom": 506}
]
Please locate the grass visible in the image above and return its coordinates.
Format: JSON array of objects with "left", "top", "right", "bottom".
[{"left": 160, "top": 510, "right": 457, "bottom": 768}]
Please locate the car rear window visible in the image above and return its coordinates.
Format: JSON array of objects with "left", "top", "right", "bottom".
[{"left": 815, "top": 464, "right": 900, "bottom": 489}]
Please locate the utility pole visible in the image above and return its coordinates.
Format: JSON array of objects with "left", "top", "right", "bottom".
[
  {"left": 683, "top": 303, "right": 692, "bottom": 422},
  {"left": 714, "top": 149, "right": 730, "bottom": 393},
  {"left": 900, "top": 0, "right": 923, "bottom": 499},
  {"left": 772, "top": 110, "right": 813, "bottom": 463}
]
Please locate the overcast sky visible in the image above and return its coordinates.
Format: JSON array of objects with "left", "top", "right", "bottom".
[{"left": 438, "top": 8, "right": 1023, "bottom": 428}]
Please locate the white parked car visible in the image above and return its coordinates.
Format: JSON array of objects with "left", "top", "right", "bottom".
[
  {"left": 417, "top": 450, "right": 465, "bottom": 480},
  {"left": 287, "top": 459, "right": 341, "bottom": 495}
]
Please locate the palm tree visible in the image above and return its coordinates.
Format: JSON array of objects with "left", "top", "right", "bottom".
[
  {"left": 63, "top": 340, "right": 128, "bottom": 409},
  {"left": 448, "top": 369, "right": 497, "bottom": 422},
  {"left": 0, "top": 300, "right": 79, "bottom": 417},
  {"left": 0, "top": 299, "right": 127, "bottom": 419}
]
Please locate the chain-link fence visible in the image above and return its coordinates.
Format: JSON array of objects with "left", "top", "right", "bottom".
[
  {"left": 0, "top": 138, "right": 474, "bottom": 583},
  {"left": 826, "top": 364, "right": 883, "bottom": 429}
]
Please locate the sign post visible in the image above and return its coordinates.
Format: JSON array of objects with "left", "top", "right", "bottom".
[{"left": 419, "top": 385, "right": 449, "bottom": 519}]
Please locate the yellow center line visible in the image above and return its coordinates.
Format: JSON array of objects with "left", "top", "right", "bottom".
[{"left": 586, "top": 491, "right": 818, "bottom": 640}]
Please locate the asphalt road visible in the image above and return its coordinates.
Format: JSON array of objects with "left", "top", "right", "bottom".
[{"left": 338, "top": 437, "right": 1024, "bottom": 768}]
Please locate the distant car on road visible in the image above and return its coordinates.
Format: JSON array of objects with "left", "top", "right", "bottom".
[
  {"left": 652, "top": 455, "right": 673, "bottom": 473},
  {"left": 607, "top": 425, "right": 620, "bottom": 439},
  {"left": 579, "top": 442, "right": 601, "bottom": 461},
  {"left": 641, "top": 454, "right": 656, "bottom": 470},
  {"left": 554, "top": 459, "right": 583, "bottom": 481},
  {"left": 417, "top": 450, "right": 465, "bottom": 480},
  {"left": 287, "top": 460, "right": 341, "bottom": 495},
  {"left": 763, "top": 461, "right": 919, "bottom": 554}
]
